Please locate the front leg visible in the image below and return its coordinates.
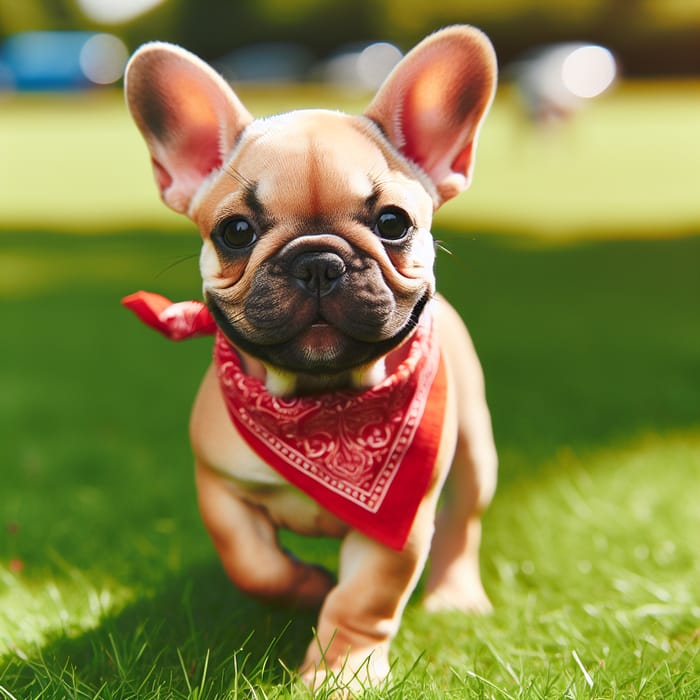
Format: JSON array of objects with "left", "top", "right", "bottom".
[
  {"left": 196, "top": 462, "right": 335, "bottom": 608},
  {"left": 191, "top": 364, "right": 335, "bottom": 608},
  {"left": 300, "top": 504, "right": 436, "bottom": 691}
]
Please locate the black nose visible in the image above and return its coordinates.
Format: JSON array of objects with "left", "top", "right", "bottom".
[{"left": 290, "top": 251, "right": 346, "bottom": 296}]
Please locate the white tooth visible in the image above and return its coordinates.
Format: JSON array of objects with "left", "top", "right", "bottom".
[
  {"left": 351, "top": 357, "right": 387, "bottom": 389},
  {"left": 263, "top": 364, "right": 297, "bottom": 397}
]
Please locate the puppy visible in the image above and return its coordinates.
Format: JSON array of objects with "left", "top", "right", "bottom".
[{"left": 123, "top": 26, "right": 498, "bottom": 691}]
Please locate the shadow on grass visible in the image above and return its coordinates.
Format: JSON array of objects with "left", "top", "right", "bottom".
[{"left": 5, "top": 561, "right": 319, "bottom": 695}]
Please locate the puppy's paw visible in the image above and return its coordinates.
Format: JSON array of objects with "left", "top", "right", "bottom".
[
  {"left": 300, "top": 644, "right": 390, "bottom": 697},
  {"left": 423, "top": 569, "right": 493, "bottom": 614},
  {"left": 423, "top": 587, "right": 493, "bottom": 614}
]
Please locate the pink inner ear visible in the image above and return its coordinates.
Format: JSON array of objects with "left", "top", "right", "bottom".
[
  {"left": 178, "top": 125, "right": 223, "bottom": 179},
  {"left": 396, "top": 61, "right": 471, "bottom": 179},
  {"left": 166, "top": 76, "right": 227, "bottom": 178},
  {"left": 152, "top": 158, "right": 173, "bottom": 192},
  {"left": 451, "top": 141, "right": 473, "bottom": 177},
  {"left": 400, "top": 100, "right": 458, "bottom": 180},
  {"left": 155, "top": 124, "right": 224, "bottom": 209},
  {"left": 138, "top": 65, "right": 236, "bottom": 204}
]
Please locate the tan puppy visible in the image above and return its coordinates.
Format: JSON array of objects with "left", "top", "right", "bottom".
[{"left": 125, "top": 26, "right": 498, "bottom": 690}]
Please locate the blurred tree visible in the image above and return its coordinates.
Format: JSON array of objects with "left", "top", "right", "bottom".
[
  {"left": 170, "top": 0, "right": 377, "bottom": 59},
  {"left": 0, "top": 0, "right": 63, "bottom": 33},
  {"left": 591, "top": 0, "right": 700, "bottom": 77},
  {"left": 1, "top": 0, "right": 699, "bottom": 76}
]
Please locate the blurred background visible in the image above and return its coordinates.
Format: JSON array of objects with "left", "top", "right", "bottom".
[
  {"left": 2, "top": 0, "right": 700, "bottom": 80},
  {"left": 1, "top": 0, "right": 699, "bottom": 237}
]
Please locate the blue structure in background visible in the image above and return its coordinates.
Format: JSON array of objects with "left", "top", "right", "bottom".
[{"left": 0, "top": 31, "right": 97, "bottom": 90}]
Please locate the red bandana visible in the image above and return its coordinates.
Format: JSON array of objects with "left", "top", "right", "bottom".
[{"left": 123, "top": 291, "right": 447, "bottom": 550}]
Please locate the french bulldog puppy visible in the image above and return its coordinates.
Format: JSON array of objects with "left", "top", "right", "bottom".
[{"left": 124, "top": 25, "right": 498, "bottom": 691}]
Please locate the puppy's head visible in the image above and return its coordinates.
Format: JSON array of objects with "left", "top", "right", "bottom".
[{"left": 125, "top": 27, "right": 496, "bottom": 387}]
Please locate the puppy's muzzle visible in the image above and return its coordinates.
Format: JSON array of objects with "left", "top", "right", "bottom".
[{"left": 290, "top": 251, "right": 346, "bottom": 297}]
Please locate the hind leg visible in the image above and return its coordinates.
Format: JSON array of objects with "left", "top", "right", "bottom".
[
  {"left": 422, "top": 446, "right": 496, "bottom": 613},
  {"left": 423, "top": 297, "right": 498, "bottom": 613}
]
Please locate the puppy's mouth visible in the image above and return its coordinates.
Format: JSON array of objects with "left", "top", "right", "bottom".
[
  {"left": 207, "top": 293, "right": 429, "bottom": 375},
  {"left": 298, "top": 321, "right": 347, "bottom": 358}
]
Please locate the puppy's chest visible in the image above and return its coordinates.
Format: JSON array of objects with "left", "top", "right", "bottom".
[{"left": 208, "top": 434, "right": 349, "bottom": 537}]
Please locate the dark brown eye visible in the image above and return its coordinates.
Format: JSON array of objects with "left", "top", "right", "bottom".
[
  {"left": 218, "top": 217, "right": 257, "bottom": 249},
  {"left": 374, "top": 208, "right": 411, "bottom": 241}
]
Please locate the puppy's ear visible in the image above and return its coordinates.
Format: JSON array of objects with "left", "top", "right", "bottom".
[
  {"left": 365, "top": 26, "right": 496, "bottom": 205},
  {"left": 125, "top": 42, "right": 253, "bottom": 214}
]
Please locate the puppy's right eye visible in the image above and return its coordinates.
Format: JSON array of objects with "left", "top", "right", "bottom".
[{"left": 217, "top": 217, "right": 257, "bottom": 250}]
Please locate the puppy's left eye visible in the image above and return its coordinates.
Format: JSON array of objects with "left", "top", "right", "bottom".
[{"left": 374, "top": 208, "right": 411, "bottom": 241}]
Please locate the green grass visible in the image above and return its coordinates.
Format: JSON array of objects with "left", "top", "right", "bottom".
[
  {"left": 2, "top": 81, "right": 700, "bottom": 239},
  {"left": 1, "top": 230, "right": 699, "bottom": 698}
]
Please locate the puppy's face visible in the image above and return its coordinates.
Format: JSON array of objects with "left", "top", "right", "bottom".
[
  {"left": 192, "top": 111, "right": 435, "bottom": 374},
  {"left": 125, "top": 27, "right": 497, "bottom": 379}
]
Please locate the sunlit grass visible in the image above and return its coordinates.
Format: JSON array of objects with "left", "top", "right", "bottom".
[
  {"left": 396, "top": 432, "right": 700, "bottom": 697},
  {"left": 1, "top": 231, "right": 698, "bottom": 697},
  {"left": 2, "top": 434, "right": 698, "bottom": 697},
  {"left": 1, "top": 81, "right": 700, "bottom": 238}
]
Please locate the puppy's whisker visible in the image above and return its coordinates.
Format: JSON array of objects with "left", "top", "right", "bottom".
[
  {"left": 224, "top": 165, "right": 254, "bottom": 189},
  {"left": 435, "top": 237, "right": 477, "bottom": 276},
  {"left": 434, "top": 240, "right": 453, "bottom": 256},
  {"left": 157, "top": 253, "right": 200, "bottom": 278}
]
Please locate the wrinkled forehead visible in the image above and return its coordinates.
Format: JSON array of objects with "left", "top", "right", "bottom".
[
  {"left": 238, "top": 111, "right": 391, "bottom": 210},
  {"left": 192, "top": 109, "right": 433, "bottom": 231},
  {"left": 232, "top": 110, "right": 424, "bottom": 214}
]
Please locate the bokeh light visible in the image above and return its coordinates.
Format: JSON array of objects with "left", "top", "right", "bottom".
[
  {"left": 324, "top": 42, "right": 402, "bottom": 89},
  {"left": 356, "top": 42, "right": 403, "bottom": 89},
  {"left": 76, "top": 0, "right": 166, "bottom": 24},
  {"left": 79, "top": 33, "right": 128, "bottom": 85},
  {"left": 562, "top": 45, "right": 617, "bottom": 98}
]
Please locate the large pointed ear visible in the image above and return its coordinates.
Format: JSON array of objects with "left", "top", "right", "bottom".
[
  {"left": 365, "top": 26, "right": 497, "bottom": 205},
  {"left": 125, "top": 42, "right": 253, "bottom": 214}
]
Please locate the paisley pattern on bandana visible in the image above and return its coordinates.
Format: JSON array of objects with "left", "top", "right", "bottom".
[{"left": 214, "top": 313, "right": 440, "bottom": 517}]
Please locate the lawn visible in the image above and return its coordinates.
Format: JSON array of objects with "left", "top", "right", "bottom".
[
  {"left": 1, "top": 81, "right": 700, "bottom": 239},
  {"left": 1, "top": 83, "right": 699, "bottom": 698},
  {"left": 1, "top": 229, "right": 698, "bottom": 698}
]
